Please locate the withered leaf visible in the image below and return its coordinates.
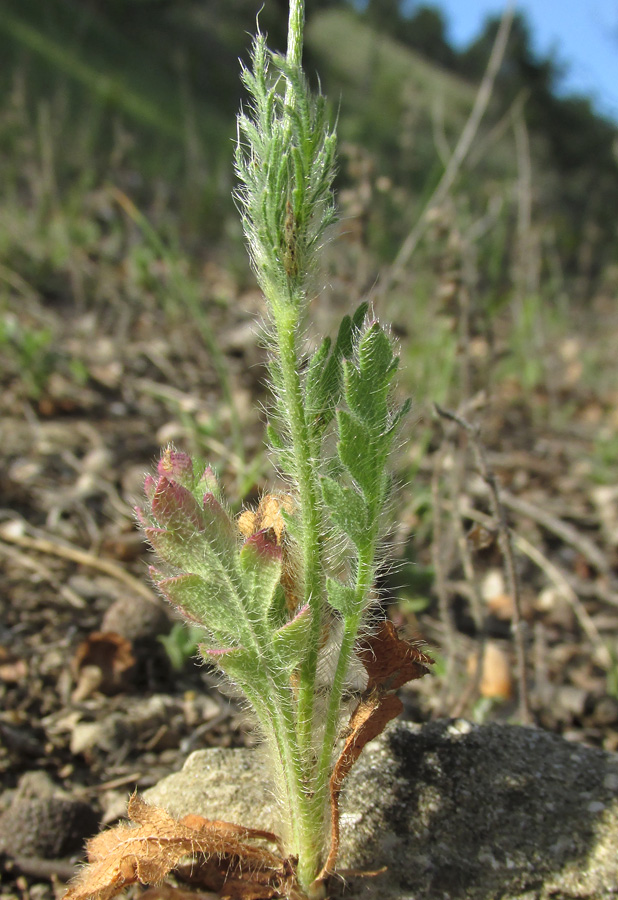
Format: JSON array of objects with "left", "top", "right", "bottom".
[
  {"left": 139, "top": 886, "right": 219, "bottom": 900},
  {"left": 72, "top": 632, "right": 135, "bottom": 698},
  {"left": 318, "top": 621, "right": 433, "bottom": 884},
  {"left": 357, "top": 619, "right": 433, "bottom": 692},
  {"left": 64, "top": 794, "right": 290, "bottom": 900}
]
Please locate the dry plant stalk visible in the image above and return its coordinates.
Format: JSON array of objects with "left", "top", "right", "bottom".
[{"left": 435, "top": 403, "right": 530, "bottom": 723}]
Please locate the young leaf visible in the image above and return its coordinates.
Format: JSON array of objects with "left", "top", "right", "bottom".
[
  {"left": 153, "top": 572, "right": 248, "bottom": 647},
  {"left": 271, "top": 604, "right": 311, "bottom": 671},
  {"left": 321, "top": 476, "right": 370, "bottom": 549},
  {"left": 336, "top": 409, "right": 379, "bottom": 501},
  {"left": 326, "top": 577, "right": 357, "bottom": 619},
  {"left": 239, "top": 532, "right": 284, "bottom": 623},
  {"left": 343, "top": 323, "right": 397, "bottom": 435},
  {"left": 203, "top": 644, "right": 264, "bottom": 687},
  {"left": 305, "top": 302, "right": 368, "bottom": 439}
]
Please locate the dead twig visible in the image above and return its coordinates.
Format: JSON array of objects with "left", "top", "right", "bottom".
[
  {"left": 459, "top": 505, "right": 612, "bottom": 670},
  {"left": 450, "top": 479, "right": 487, "bottom": 719},
  {"left": 499, "top": 490, "right": 611, "bottom": 577},
  {"left": 431, "top": 441, "right": 458, "bottom": 706},
  {"left": 0, "top": 541, "right": 86, "bottom": 608},
  {"left": 435, "top": 404, "right": 532, "bottom": 724},
  {"left": 0, "top": 521, "right": 157, "bottom": 604}
]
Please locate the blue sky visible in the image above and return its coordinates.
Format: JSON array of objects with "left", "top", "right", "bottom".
[{"left": 431, "top": 0, "right": 618, "bottom": 122}]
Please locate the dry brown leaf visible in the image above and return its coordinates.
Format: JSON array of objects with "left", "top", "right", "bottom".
[
  {"left": 357, "top": 620, "right": 434, "bottom": 693},
  {"left": 318, "top": 622, "right": 433, "bottom": 884},
  {"left": 72, "top": 632, "right": 135, "bottom": 698},
  {"left": 64, "top": 794, "right": 291, "bottom": 900},
  {"left": 139, "top": 886, "right": 219, "bottom": 900}
]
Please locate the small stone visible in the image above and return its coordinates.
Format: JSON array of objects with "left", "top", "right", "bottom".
[
  {"left": 70, "top": 714, "right": 133, "bottom": 757},
  {"left": 101, "top": 596, "right": 170, "bottom": 643},
  {"left": 0, "top": 773, "right": 98, "bottom": 859}
]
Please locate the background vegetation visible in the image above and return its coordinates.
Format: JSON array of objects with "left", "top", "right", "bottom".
[{"left": 2, "top": 3, "right": 618, "bottom": 864}]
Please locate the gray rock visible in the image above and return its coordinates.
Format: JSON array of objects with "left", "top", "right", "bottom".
[
  {"left": 0, "top": 771, "right": 99, "bottom": 859},
  {"left": 145, "top": 718, "right": 618, "bottom": 900},
  {"left": 101, "top": 595, "right": 170, "bottom": 643}
]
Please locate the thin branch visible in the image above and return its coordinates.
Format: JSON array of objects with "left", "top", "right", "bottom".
[
  {"left": 435, "top": 403, "right": 532, "bottom": 724},
  {"left": 431, "top": 441, "right": 458, "bottom": 707},
  {"left": 459, "top": 505, "right": 613, "bottom": 670},
  {"left": 377, "top": 4, "right": 514, "bottom": 296},
  {"left": 499, "top": 490, "right": 611, "bottom": 576},
  {"left": 0, "top": 521, "right": 158, "bottom": 604}
]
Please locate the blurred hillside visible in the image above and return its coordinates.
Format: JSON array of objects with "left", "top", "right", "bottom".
[{"left": 1, "top": 0, "right": 616, "bottom": 287}]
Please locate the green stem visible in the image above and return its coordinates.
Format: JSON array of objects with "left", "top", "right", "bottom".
[
  {"left": 253, "top": 689, "right": 307, "bottom": 854},
  {"left": 273, "top": 305, "right": 324, "bottom": 762},
  {"left": 286, "top": 0, "right": 305, "bottom": 73},
  {"left": 270, "top": 673, "right": 324, "bottom": 891},
  {"left": 315, "top": 547, "right": 375, "bottom": 794}
]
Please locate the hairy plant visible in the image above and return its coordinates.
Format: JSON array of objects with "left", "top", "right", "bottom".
[{"left": 73, "top": 3, "right": 432, "bottom": 899}]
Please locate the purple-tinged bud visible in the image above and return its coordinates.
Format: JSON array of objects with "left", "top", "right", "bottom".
[
  {"left": 151, "top": 476, "right": 204, "bottom": 534},
  {"left": 144, "top": 475, "right": 157, "bottom": 502},
  {"left": 134, "top": 505, "right": 148, "bottom": 527},
  {"left": 197, "top": 465, "right": 221, "bottom": 498},
  {"left": 157, "top": 447, "right": 195, "bottom": 487},
  {"left": 241, "top": 529, "right": 283, "bottom": 563}
]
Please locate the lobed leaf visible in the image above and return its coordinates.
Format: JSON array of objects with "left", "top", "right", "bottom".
[{"left": 321, "top": 476, "right": 370, "bottom": 549}]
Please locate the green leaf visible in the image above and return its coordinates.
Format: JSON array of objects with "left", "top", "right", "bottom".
[
  {"left": 201, "top": 643, "right": 262, "bottom": 686},
  {"left": 321, "top": 476, "right": 370, "bottom": 548},
  {"left": 336, "top": 409, "right": 377, "bottom": 499},
  {"left": 239, "top": 532, "right": 283, "bottom": 622},
  {"left": 343, "top": 323, "right": 397, "bottom": 434},
  {"left": 326, "top": 577, "right": 357, "bottom": 618},
  {"left": 305, "top": 303, "right": 368, "bottom": 438},
  {"left": 271, "top": 604, "right": 311, "bottom": 670},
  {"left": 266, "top": 423, "right": 285, "bottom": 451},
  {"left": 201, "top": 493, "right": 239, "bottom": 561},
  {"left": 383, "top": 397, "right": 412, "bottom": 447},
  {"left": 154, "top": 572, "right": 248, "bottom": 646}
]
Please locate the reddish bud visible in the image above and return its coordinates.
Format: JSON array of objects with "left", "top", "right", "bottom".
[
  {"left": 151, "top": 476, "right": 204, "bottom": 533},
  {"left": 157, "top": 447, "right": 194, "bottom": 486},
  {"left": 241, "top": 529, "right": 282, "bottom": 562},
  {"left": 144, "top": 475, "right": 157, "bottom": 501}
]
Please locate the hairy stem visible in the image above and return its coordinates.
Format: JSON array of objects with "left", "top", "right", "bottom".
[
  {"left": 315, "top": 545, "right": 375, "bottom": 796},
  {"left": 286, "top": 0, "right": 305, "bottom": 73},
  {"left": 272, "top": 306, "right": 324, "bottom": 762}
]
